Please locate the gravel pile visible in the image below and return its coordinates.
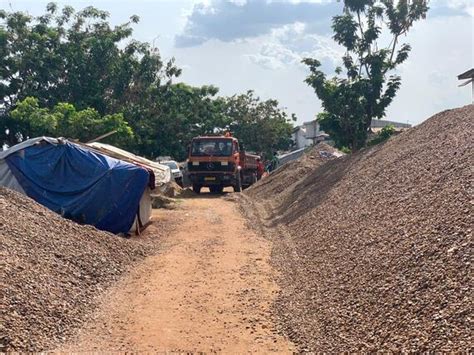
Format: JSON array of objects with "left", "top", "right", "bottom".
[
  {"left": 244, "top": 105, "right": 473, "bottom": 351},
  {"left": 247, "top": 143, "right": 341, "bottom": 209},
  {"left": 0, "top": 188, "right": 157, "bottom": 352}
]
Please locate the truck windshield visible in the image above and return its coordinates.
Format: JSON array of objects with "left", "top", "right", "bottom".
[{"left": 191, "top": 139, "right": 233, "bottom": 156}]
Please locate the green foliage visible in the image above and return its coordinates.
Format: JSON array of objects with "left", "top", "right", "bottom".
[
  {"left": 303, "top": 0, "right": 428, "bottom": 151},
  {"left": 224, "top": 91, "right": 295, "bottom": 159},
  {"left": 0, "top": 3, "right": 179, "bottom": 146},
  {"left": 0, "top": 4, "right": 294, "bottom": 160},
  {"left": 10, "top": 97, "right": 133, "bottom": 144},
  {"left": 339, "top": 146, "right": 352, "bottom": 154},
  {"left": 379, "top": 124, "right": 396, "bottom": 139},
  {"left": 125, "top": 83, "right": 229, "bottom": 160},
  {"left": 367, "top": 124, "right": 396, "bottom": 146},
  {"left": 126, "top": 87, "right": 295, "bottom": 161}
]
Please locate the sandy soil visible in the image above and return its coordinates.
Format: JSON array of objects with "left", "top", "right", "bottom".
[{"left": 60, "top": 190, "right": 294, "bottom": 353}]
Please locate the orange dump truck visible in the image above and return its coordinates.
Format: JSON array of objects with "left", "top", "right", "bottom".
[{"left": 187, "top": 135, "right": 260, "bottom": 193}]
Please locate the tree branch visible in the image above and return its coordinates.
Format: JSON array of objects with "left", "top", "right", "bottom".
[
  {"left": 388, "top": 33, "right": 399, "bottom": 68},
  {"left": 357, "top": 10, "right": 370, "bottom": 79}
]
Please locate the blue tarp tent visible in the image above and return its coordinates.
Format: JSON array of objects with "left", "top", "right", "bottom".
[{"left": 0, "top": 137, "right": 149, "bottom": 234}]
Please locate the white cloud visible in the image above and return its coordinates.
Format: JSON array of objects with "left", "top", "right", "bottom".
[
  {"left": 172, "top": 0, "right": 472, "bottom": 126},
  {"left": 245, "top": 23, "right": 342, "bottom": 71},
  {"left": 246, "top": 42, "right": 302, "bottom": 70},
  {"left": 175, "top": 0, "right": 340, "bottom": 47},
  {"left": 268, "top": 0, "right": 328, "bottom": 3},
  {"left": 439, "top": 0, "right": 474, "bottom": 15}
]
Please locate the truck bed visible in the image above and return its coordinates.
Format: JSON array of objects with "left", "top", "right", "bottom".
[{"left": 239, "top": 152, "right": 259, "bottom": 170}]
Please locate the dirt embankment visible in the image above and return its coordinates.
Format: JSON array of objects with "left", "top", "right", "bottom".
[
  {"left": 0, "top": 188, "right": 167, "bottom": 352},
  {"left": 242, "top": 105, "right": 473, "bottom": 352}
]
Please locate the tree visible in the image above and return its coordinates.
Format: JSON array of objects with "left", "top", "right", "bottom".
[
  {"left": 9, "top": 97, "right": 133, "bottom": 144},
  {"left": 224, "top": 91, "right": 295, "bottom": 159},
  {"left": 0, "top": 4, "right": 294, "bottom": 161},
  {"left": 124, "top": 83, "right": 228, "bottom": 161},
  {"left": 303, "top": 0, "right": 428, "bottom": 151},
  {"left": 124, "top": 87, "right": 295, "bottom": 161},
  {"left": 0, "top": 3, "right": 180, "bottom": 145}
]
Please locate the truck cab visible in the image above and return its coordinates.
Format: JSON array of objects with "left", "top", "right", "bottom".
[{"left": 187, "top": 135, "right": 259, "bottom": 194}]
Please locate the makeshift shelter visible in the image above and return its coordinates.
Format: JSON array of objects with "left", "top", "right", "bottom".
[
  {"left": 86, "top": 142, "right": 171, "bottom": 187},
  {"left": 0, "top": 137, "right": 152, "bottom": 234}
]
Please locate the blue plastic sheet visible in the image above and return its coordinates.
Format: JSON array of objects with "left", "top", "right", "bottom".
[{"left": 6, "top": 140, "right": 149, "bottom": 234}]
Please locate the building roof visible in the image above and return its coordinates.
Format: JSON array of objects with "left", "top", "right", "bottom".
[{"left": 458, "top": 68, "right": 474, "bottom": 80}]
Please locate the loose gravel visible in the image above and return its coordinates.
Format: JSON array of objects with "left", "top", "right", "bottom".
[
  {"left": 0, "top": 188, "right": 161, "bottom": 352},
  {"left": 247, "top": 143, "right": 341, "bottom": 210},
  {"left": 244, "top": 105, "right": 473, "bottom": 351}
]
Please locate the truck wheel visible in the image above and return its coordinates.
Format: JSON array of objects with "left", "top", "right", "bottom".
[
  {"left": 216, "top": 185, "right": 224, "bottom": 194},
  {"left": 192, "top": 184, "right": 202, "bottom": 194},
  {"left": 233, "top": 174, "right": 242, "bottom": 193}
]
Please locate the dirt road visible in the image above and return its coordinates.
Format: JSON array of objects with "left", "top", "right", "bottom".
[{"left": 61, "top": 191, "right": 294, "bottom": 352}]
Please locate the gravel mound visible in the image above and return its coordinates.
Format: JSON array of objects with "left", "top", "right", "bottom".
[
  {"left": 0, "top": 188, "right": 155, "bottom": 352},
  {"left": 159, "top": 180, "right": 183, "bottom": 197},
  {"left": 245, "top": 105, "right": 473, "bottom": 351},
  {"left": 246, "top": 143, "right": 341, "bottom": 209}
]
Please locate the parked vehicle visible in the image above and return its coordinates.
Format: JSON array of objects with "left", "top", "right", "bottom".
[
  {"left": 187, "top": 134, "right": 260, "bottom": 193},
  {"left": 161, "top": 160, "right": 183, "bottom": 186}
]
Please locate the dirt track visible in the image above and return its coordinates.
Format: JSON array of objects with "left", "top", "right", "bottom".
[{"left": 60, "top": 191, "right": 294, "bottom": 352}]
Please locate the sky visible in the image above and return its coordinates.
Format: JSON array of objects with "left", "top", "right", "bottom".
[{"left": 2, "top": 0, "right": 473, "bottom": 125}]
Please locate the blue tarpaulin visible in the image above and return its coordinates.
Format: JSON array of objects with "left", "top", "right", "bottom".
[{"left": 2, "top": 138, "right": 149, "bottom": 234}]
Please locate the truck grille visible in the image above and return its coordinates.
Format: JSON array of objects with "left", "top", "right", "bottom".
[{"left": 188, "top": 162, "right": 234, "bottom": 172}]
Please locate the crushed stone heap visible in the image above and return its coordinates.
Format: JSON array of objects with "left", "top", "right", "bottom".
[
  {"left": 244, "top": 105, "right": 473, "bottom": 351},
  {"left": 0, "top": 187, "right": 150, "bottom": 352},
  {"left": 247, "top": 143, "right": 342, "bottom": 209}
]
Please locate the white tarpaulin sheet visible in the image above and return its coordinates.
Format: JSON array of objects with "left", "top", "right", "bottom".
[
  {"left": 86, "top": 142, "right": 171, "bottom": 186},
  {"left": 0, "top": 136, "right": 61, "bottom": 159}
]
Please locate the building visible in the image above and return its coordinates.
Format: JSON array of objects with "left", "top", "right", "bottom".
[
  {"left": 292, "top": 120, "right": 328, "bottom": 149},
  {"left": 292, "top": 118, "right": 410, "bottom": 149},
  {"left": 370, "top": 119, "right": 412, "bottom": 133},
  {"left": 458, "top": 68, "right": 474, "bottom": 103}
]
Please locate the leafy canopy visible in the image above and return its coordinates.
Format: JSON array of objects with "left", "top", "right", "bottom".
[
  {"left": 303, "top": 0, "right": 428, "bottom": 151},
  {"left": 0, "top": 3, "right": 294, "bottom": 160},
  {"left": 0, "top": 3, "right": 179, "bottom": 146},
  {"left": 224, "top": 91, "right": 296, "bottom": 159},
  {"left": 10, "top": 97, "right": 133, "bottom": 144},
  {"left": 128, "top": 87, "right": 295, "bottom": 161}
]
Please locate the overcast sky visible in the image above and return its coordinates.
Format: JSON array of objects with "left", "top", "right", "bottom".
[{"left": 3, "top": 0, "right": 473, "bottom": 125}]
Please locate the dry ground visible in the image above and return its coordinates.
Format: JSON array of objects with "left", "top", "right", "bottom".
[{"left": 60, "top": 188, "right": 294, "bottom": 353}]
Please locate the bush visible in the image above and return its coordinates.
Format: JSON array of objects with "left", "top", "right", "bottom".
[
  {"left": 367, "top": 125, "right": 396, "bottom": 146},
  {"left": 340, "top": 146, "right": 352, "bottom": 154}
]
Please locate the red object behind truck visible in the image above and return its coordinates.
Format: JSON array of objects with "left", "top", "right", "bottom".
[{"left": 187, "top": 135, "right": 260, "bottom": 193}]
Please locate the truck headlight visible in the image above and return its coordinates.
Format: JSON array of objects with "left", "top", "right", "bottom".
[
  {"left": 221, "top": 161, "right": 228, "bottom": 166},
  {"left": 192, "top": 161, "right": 199, "bottom": 166}
]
